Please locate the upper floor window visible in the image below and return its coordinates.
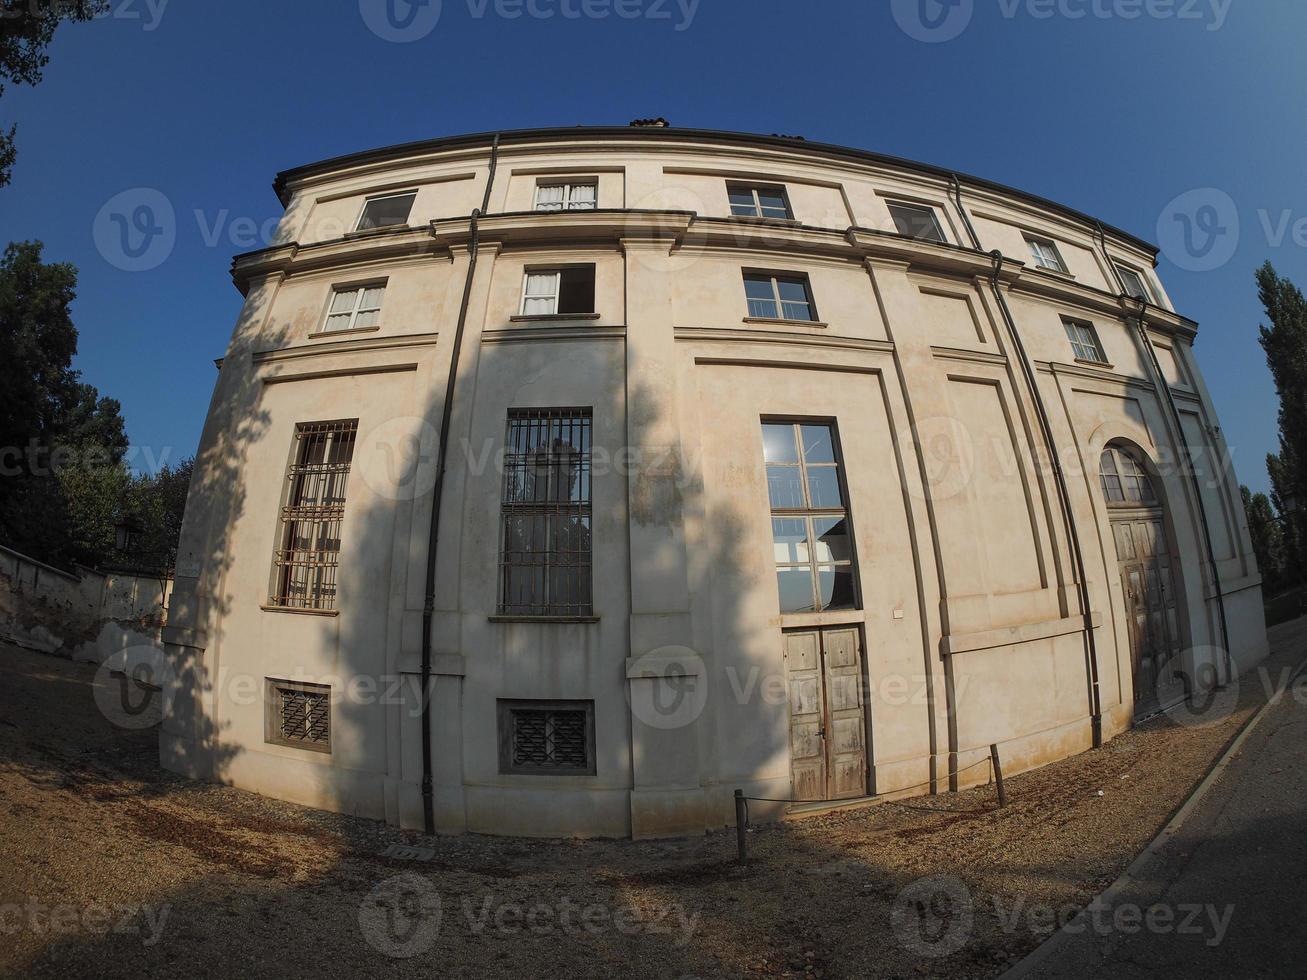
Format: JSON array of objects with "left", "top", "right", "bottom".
[
  {"left": 763, "top": 421, "right": 857, "bottom": 613},
  {"left": 1064, "top": 317, "right": 1108, "bottom": 364},
  {"left": 535, "top": 181, "right": 597, "bottom": 211},
  {"left": 1115, "top": 265, "right": 1156, "bottom": 303},
  {"left": 356, "top": 192, "right": 416, "bottom": 232},
  {"left": 1025, "top": 234, "right": 1068, "bottom": 274},
  {"left": 744, "top": 272, "right": 817, "bottom": 322},
  {"left": 269, "top": 420, "right": 358, "bottom": 611},
  {"left": 520, "top": 267, "right": 596, "bottom": 317},
  {"left": 728, "top": 183, "right": 793, "bottom": 220},
  {"left": 498, "top": 409, "right": 593, "bottom": 618},
  {"left": 887, "top": 201, "right": 947, "bottom": 243},
  {"left": 1100, "top": 446, "right": 1158, "bottom": 506},
  {"left": 323, "top": 283, "right": 385, "bottom": 333}
]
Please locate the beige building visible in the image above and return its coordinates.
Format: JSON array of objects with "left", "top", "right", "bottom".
[{"left": 160, "top": 125, "right": 1269, "bottom": 839}]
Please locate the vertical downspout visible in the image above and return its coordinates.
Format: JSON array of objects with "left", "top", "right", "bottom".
[
  {"left": 420, "top": 133, "right": 500, "bottom": 835},
  {"left": 950, "top": 176, "right": 1104, "bottom": 747},
  {"left": 1098, "top": 224, "right": 1233, "bottom": 685}
]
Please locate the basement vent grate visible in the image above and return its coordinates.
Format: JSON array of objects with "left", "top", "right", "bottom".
[{"left": 267, "top": 680, "right": 331, "bottom": 752}]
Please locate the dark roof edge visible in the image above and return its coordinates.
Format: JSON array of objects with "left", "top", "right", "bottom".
[{"left": 271, "top": 126, "right": 1158, "bottom": 258}]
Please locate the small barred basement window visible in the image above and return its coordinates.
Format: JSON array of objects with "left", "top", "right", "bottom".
[
  {"left": 498, "top": 700, "right": 595, "bottom": 775},
  {"left": 266, "top": 679, "right": 331, "bottom": 752}
]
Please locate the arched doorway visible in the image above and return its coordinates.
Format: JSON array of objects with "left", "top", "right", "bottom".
[{"left": 1100, "top": 444, "right": 1183, "bottom": 714}]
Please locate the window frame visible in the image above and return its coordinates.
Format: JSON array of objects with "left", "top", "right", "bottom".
[
  {"left": 886, "top": 201, "right": 948, "bottom": 243},
  {"left": 742, "top": 271, "right": 819, "bottom": 323},
  {"left": 496, "top": 408, "right": 594, "bottom": 619},
  {"left": 1024, "top": 234, "right": 1069, "bottom": 274},
  {"left": 1100, "top": 445, "right": 1159, "bottom": 507},
  {"left": 320, "top": 281, "right": 386, "bottom": 334},
  {"left": 762, "top": 418, "right": 861, "bottom": 615},
  {"left": 497, "top": 699, "right": 596, "bottom": 776},
  {"left": 727, "top": 182, "right": 794, "bottom": 221},
  {"left": 518, "top": 266, "right": 597, "bottom": 317},
  {"left": 1062, "top": 317, "right": 1109, "bottom": 365},
  {"left": 264, "top": 678, "right": 331, "bottom": 753},
  {"left": 354, "top": 191, "right": 418, "bottom": 232},
  {"left": 1115, "top": 264, "right": 1156, "bottom": 304},
  {"left": 267, "top": 419, "right": 359, "bottom": 612},
  {"left": 534, "top": 180, "right": 598, "bottom": 212}
]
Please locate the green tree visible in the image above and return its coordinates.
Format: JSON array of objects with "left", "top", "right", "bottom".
[
  {"left": 1242, "top": 485, "right": 1286, "bottom": 591},
  {"left": 1257, "top": 262, "right": 1307, "bottom": 583},
  {"left": 1, "top": 1, "right": 107, "bottom": 186}
]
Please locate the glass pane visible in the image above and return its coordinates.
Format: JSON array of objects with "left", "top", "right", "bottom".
[
  {"left": 353, "top": 308, "right": 379, "bottom": 329},
  {"left": 358, "top": 193, "right": 415, "bottom": 230},
  {"left": 1101, "top": 474, "right": 1125, "bottom": 502},
  {"left": 767, "top": 465, "right": 805, "bottom": 509},
  {"left": 772, "top": 518, "right": 809, "bottom": 564},
  {"left": 800, "top": 425, "right": 835, "bottom": 463},
  {"left": 760, "top": 205, "right": 791, "bottom": 220},
  {"left": 568, "top": 184, "right": 596, "bottom": 207},
  {"left": 729, "top": 189, "right": 758, "bottom": 215},
  {"left": 805, "top": 466, "right": 843, "bottom": 509},
  {"left": 762, "top": 424, "right": 799, "bottom": 463},
  {"left": 324, "top": 313, "right": 353, "bottom": 332},
  {"left": 757, "top": 189, "right": 789, "bottom": 216},
  {"left": 776, "top": 278, "right": 809, "bottom": 304},
  {"left": 329, "top": 289, "right": 358, "bottom": 314},
  {"left": 359, "top": 286, "right": 385, "bottom": 310},
  {"left": 748, "top": 298, "right": 780, "bottom": 319},
  {"left": 812, "top": 516, "right": 852, "bottom": 563},
  {"left": 1100, "top": 450, "right": 1119, "bottom": 475},
  {"left": 536, "top": 185, "right": 565, "bottom": 210},
  {"left": 525, "top": 272, "right": 558, "bottom": 297},
  {"left": 777, "top": 567, "right": 816, "bottom": 613},
  {"left": 743, "top": 276, "right": 775, "bottom": 301},
  {"left": 816, "top": 565, "right": 856, "bottom": 611},
  {"left": 781, "top": 301, "right": 812, "bottom": 321},
  {"left": 523, "top": 296, "right": 555, "bottom": 316}
]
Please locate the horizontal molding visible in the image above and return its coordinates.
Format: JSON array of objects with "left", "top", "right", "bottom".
[
  {"left": 314, "top": 170, "right": 476, "bottom": 205},
  {"left": 676, "top": 325, "right": 894, "bottom": 354},
  {"left": 941, "top": 611, "right": 1103, "bottom": 657},
  {"left": 482, "top": 325, "right": 626, "bottom": 345},
  {"left": 626, "top": 651, "right": 704, "bottom": 679},
  {"left": 694, "top": 355, "right": 881, "bottom": 375},
  {"left": 930, "top": 345, "right": 1007, "bottom": 366},
  {"left": 398, "top": 653, "right": 467, "bottom": 677},
  {"left": 262, "top": 363, "right": 418, "bottom": 386},
  {"left": 252, "top": 331, "right": 440, "bottom": 364}
]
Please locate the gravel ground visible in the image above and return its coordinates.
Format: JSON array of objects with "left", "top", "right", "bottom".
[{"left": 1, "top": 621, "right": 1304, "bottom": 980}]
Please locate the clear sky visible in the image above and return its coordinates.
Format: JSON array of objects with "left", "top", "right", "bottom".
[{"left": 1, "top": 0, "right": 1301, "bottom": 494}]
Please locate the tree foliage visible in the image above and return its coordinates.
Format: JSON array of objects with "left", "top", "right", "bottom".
[{"left": 1242, "top": 485, "right": 1287, "bottom": 591}]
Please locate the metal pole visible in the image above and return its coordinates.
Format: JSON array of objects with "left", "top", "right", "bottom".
[
  {"left": 990, "top": 744, "right": 1007, "bottom": 808},
  {"left": 734, "top": 789, "right": 748, "bottom": 863}
]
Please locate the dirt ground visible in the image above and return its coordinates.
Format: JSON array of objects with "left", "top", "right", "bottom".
[{"left": 1, "top": 620, "right": 1304, "bottom": 980}]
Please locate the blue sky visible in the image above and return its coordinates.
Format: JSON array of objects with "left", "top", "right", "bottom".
[{"left": 0, "top": 0, "right": 1301, "bottom": 494}]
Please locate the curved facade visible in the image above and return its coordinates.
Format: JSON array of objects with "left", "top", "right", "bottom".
[{"left": 160, "top": 126, "right": 1270, "bottom": 838}]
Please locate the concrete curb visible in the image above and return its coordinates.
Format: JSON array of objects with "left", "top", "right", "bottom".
[{"left": 999, "top": 654, "right": 1307, "bottom": 980}]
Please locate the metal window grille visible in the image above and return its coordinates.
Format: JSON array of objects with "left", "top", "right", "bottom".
[
  {"left": 763, "top": 421, "right": 858, "bottom": 614},
  {"left": 272, "top": 682, "right": 330, "bottom": 751},
  {"left": 498, "top": 409, "right": 593, "bottom": 616},
  {"left": 270, "top": 420, "right": 358, "bottom": 610},
  {"left": 498, "top": 700, "right": 595, "bottom": 774}
]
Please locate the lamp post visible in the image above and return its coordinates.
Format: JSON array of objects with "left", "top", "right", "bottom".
[{"left": 113, "top": 514, "right": 145, "bottom": 562}]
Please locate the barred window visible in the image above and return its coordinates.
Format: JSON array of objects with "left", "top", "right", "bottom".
[
  {"left": 498, "top": 700, "right": 595, "bottom": 775},
  {"left": 498, "top": 409, "right": 593, "bottom": 617},
  {"left": 269, "top": 420, "right": 358, "bottom": 611},
  {"left": 763, "top": 420, "right": 858, "bottom": 613},
  {"left": 266, "top": 680, "right": 330, "bottom": 752}
]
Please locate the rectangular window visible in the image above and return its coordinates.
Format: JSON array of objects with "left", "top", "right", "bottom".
[
  {"left": 269, "top": 420, "right": 358, "bottom": 610},
  {"left": 1063, "top": 318, "right": 1108, "bottom": 364},
  {"left": 763, "top": 421, "right": 857, "bottom": 613},
  {"left": 1025, "top": 234, "right": 1069, "bottom": 274},
  {"left": 498, "top": 409, "right": 593, "bottom": 617},
  {"left": 356, "top": 192, "right": 416, "bottom": 232},
  {"left": 498, "top": 700, "right": 595, "bottom": 775},
  {"left": 728, "top": 183, "right": 793, "bottom": 220},
  {"left": 887, "top": 202, "right": 947, "bottom": 243},
  {"left": 535, "top": 181, "right": 598, "bottom": 211},
  {"left": 266, "top": 679, "right": 330, "bottom": 752},
  {"left": 743, "top": 272, "right": 818, "bottom": 322},
  {"left": 322, "top": 283, "right": 385, "bottom": 333},
  {"left": 1115, "top": 265, "right": 1155, "bottom": 303},
  {"left": 520, "top": 267, "right": 596, "bottom": 316}
]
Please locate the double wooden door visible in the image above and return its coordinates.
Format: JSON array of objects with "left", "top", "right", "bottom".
[
  {"left": 1111, "top": 513, "right": 1182, "bottom": 711},
  {"left": 783, "top": 626, "right": 868, "bottom": 802}
]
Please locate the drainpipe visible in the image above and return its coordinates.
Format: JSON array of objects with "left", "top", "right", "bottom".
[
  {"left": 420, "top": 133, "right": 500, "bottom": 835},
  {"left": 1098, "top": 224, "right": 1233, "bottom": 686},
  {"left": 951, "top": 176, "right": 1103, "bottom": 747}
]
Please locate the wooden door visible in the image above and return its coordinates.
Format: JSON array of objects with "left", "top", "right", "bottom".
[
  {"left": 1112, "top": 513, "right": 1181, "bottom": 710},
  {"left": 783, "top": 626, "right": 868, "bottom": 802}
]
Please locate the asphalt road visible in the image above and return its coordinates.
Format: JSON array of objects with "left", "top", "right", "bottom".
[{"left": 1014, "top": 633, "right": 1307, "bottom": 979}]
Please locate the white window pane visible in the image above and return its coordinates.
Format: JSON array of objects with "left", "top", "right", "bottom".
[
  {"left": 523, "top": 296, "right": 556, "bottom": 316},
  {"left": 525, "top": 273, "right": 559, "bottom": 297},
  {"left": 359, "top": 286, "right": 385, "bottom": 311},
  {"left": 324, "top": 313, "right": 353, "bottom": 332},
  {"left": 568, "top": 184, "right": 596, "bottom": 207},
  {"left": 329, "top": 289, "right": 358, "bottom": 314},
  {"left": 536, "top": 185, "right": 565, "bottom": 210},
  {"left": 354, "top": 309, "right": 379, "bottom": 329}
]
